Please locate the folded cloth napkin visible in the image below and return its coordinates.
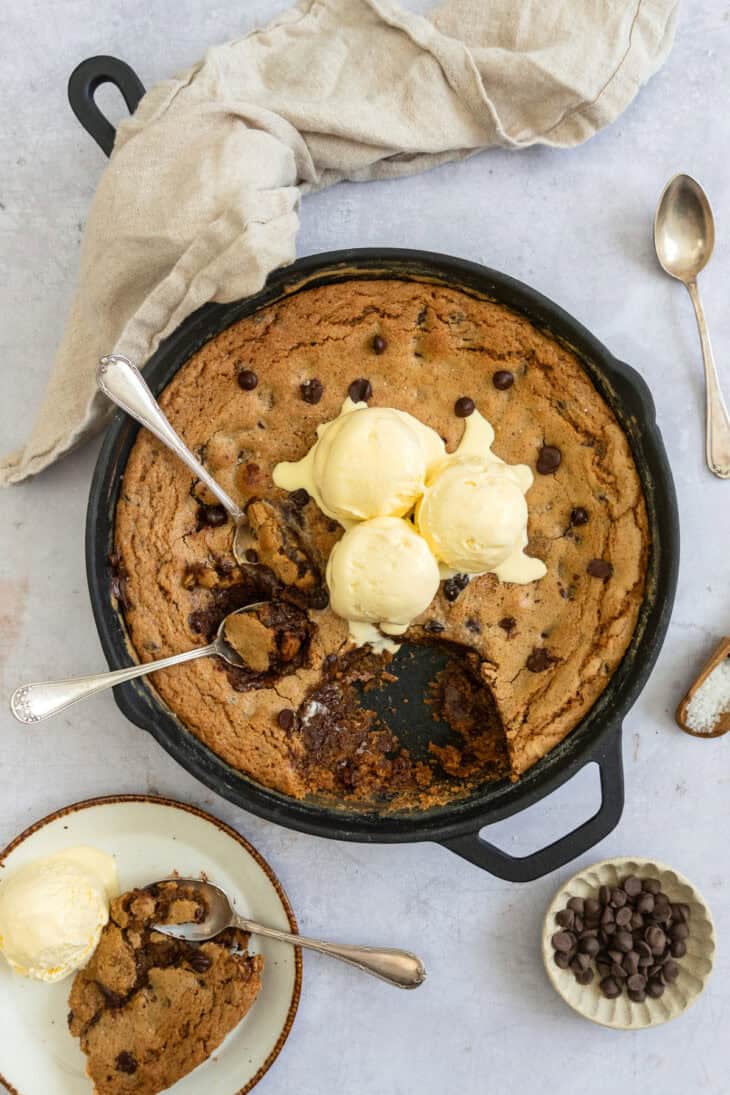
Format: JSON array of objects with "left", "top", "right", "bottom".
[{"left": 1, "top": 0, "right": 678, "bottom": 485}]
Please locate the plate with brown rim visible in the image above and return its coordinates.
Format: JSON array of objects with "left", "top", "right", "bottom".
[{"left": 0, "top": 795, "right": 301, "bottom": 1095}]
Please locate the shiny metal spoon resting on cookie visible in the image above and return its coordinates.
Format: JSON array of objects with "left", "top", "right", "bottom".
[
  {"left": 97, "top": 354, "right": 261, "bottom": 557},
  {"left": 153, "top": 878, "right": 426, "bottom": 990},
  {"left": 10, "top": 605, "right": 267, "bottom": 723}
]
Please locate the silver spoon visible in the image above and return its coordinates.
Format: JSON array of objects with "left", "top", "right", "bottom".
[
  {"left": 654, "top": 174, "right": 730, "bottom": 478},
  {"left": 10, "top": 604, "right": 265, "bottom": 724},
  {"left": 97, "top": 354, "right": 259, "bottom": 558},
  {"left": 152, "top": 878, "right": 426, "bottom": 990}
]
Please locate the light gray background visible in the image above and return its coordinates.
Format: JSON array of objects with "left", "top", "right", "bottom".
[{"left": 1, "top": 2, "right": 729, "bottom": 1093}]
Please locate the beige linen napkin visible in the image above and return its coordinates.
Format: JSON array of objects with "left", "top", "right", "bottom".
[{"left": 1, "top": 0, "right": 678, "bottom": 485}]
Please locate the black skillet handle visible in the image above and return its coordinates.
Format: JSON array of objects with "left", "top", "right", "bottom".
[
  {"left": 438, "top": 728, "right": 624, "bottom": 882},
  {"left": 68, "top": 56, "right": 146, "bottom": 157}
]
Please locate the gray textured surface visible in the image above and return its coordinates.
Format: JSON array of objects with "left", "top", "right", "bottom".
[{"left": 1, "top": 2, "right": 729, "bottom": 1093}]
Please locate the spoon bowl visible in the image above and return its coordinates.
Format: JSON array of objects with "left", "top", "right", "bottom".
[
  {"left": 152, "top": 877, "right": 427, "bottom": 989},
  {"left": 97, "top": 354, "right": 260, "bottom": 562},
  {"left": 654, "top": 174, "right": 715, "bottom": 283}
]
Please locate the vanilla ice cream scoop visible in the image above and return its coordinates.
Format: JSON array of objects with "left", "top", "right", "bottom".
[
  {"left": 415, "top": 410, "right": 547, "bottom": 583},
  {"left": 0, "top": 846, "right": 118, "bottom": 982},
  {"left": 273, "top": 399, "right": 445, "bottom": 526},
  {"left": 417, "top": 458, "right": 529, "bottom": 571},
  {"left": 326, "top": 516, "right": 440, "bottom": 651}
]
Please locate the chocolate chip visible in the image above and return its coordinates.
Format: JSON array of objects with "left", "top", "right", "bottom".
[
  {"left": 322, "top": 652, "right": 339, "bottom": 676},
  {"left": 536, "top": 445, "right": 561, "bottom": 474},
  {"left": 443, "top": 573, "right": 469, "bottom": 602},
  {"left": 372, "top": 334, "right": 387, "bottom": 354},
  {"left": 642, "top": 878, "right": 661, "bottom": 895},
  {"left": 188, "top": 950, "right": 212, "bottom": 973},
  {"left": 615, "top": 907, "right": 632, "bottom": 927},
  {"left": 290, "top": 488, "right": 310, "bottom": 508},
  {"left": 600, "top": 977, "right": 622, "bottom": 999},
  {"left": 570, "top": 953, "right": 591, "bottom": 974},
  {"left": 645, "top": 926, "right": 666, "bottom": 954},
  {"left": 670, "top": 940, "right": 687, "bottom": 959},
  {"left": 300, "top": 378, "right": 324, "bottom": 404},
  {"left": 237, "top": 369, "right": 258, "bottom": 390},
  {"left": 498, "top": 616, "right": 516, "bottom": 634},
  {"left": 424, "top": 619, "right": 445, "bottom": 634},
  {"left": 454, "top": 396, "right": 475, "bottom": 418},
  {"left": 309, "top": 587, "right": 330, "bottom": 610},
  {"left": 465, "top": 617, "right": 481, "bottom": 634},
  {"left": 348, "top": 377, "right": 373, "bottom": 402},
  {"left": 579, "top": 936, "right": 600, "bottom": 957},
  {"left": 570, "top": 506, "right": 589, "bottom": 526},
  {"left": 623, "top": 950, "right": 640, "bottom": 975},
  {"left": 599, "top": 885, "right": 611, "bottom": 905},
  {"left": 197, "top": 504, "right": 228, "bottom": 529},
  {"left": 493, "top": 370, "right": 514, "bottom": 390},
  {"left": 115, "top": 1052, "right": 137, "bottom": 1075},
  {"left": 277, "top": 708, "right": 297, "bottom": 731},
  {"left": 663, "top": 959, "right": 680, "bottom": 982},
  {"left": 526, "top": 647, "right": 554, "bottom": 673},
  {"left": 554, "top": 951, "right": 571, "bottom": 969},
  {"left": 245, "top": 548, "right": 259, "bottom": 563},
  {"left": 647, "top": 979, "right": 665, "bottom": 998},
  {"left": 611, "top": 888, "right": 628, "bottom": 908},
  {"left": 567, "top": 896, "right": 585, "bottom": 914},
  {"left": 614, "top": 931, "right": 634, "bottom": 953},
  {"left": 670, "top": 921, "right": 689, "bottom": 941},
  {"left": 585, "top": 898, "right": 601, "bottom": 919},
  {"left": 587, "top": 558, "right": 613, "bottom": 580},
  {"left": 636, "top": 893, "right": 655, "bottom": 914},
  {"left": 575, "top": 967, "right": 594, "bottom": 985},
  {"left": 623, "top": 875, "right": 643, "bottom": 898},
  {"left": 556, "top": 909, "right": 575, "bottom": 930},
  {"left": 628, "top": 987, "right": 647, "bottom": 1003},
  {"left": 636, "top": 941, "right": 652, "bottom": 962},
  {"left": 551, "top": 932, "right": 576, "bottom": 954}
]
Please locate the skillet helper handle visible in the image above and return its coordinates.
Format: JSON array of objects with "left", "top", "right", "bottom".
[
  {"left": 438, "top": 729, "right": 624, "bottom": 882},
  {"left": 68, "top": 55, "right": 146, "bottom": 157}
]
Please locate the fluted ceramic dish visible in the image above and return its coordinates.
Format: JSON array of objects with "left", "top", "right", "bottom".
[{"left": 542, "top": 857, "right": 716, "bottom": 1029}]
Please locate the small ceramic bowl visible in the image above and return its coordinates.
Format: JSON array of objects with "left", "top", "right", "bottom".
[{"left": 542, "top": 857, "right": 716, "bottom": 1029}]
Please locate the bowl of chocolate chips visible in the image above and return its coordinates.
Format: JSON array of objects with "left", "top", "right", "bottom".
[{"left": 542, "top": 857, "right": 716, "bottom": 1029}]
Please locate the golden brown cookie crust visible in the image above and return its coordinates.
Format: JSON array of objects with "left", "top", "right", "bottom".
[{"left": 114, "top": 279, "right": 648, "bottom": 805}]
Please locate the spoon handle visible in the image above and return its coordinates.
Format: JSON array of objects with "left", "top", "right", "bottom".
[
  {"left": 236, "top": 916, "right": 426, "bottom": 989},
  {"left": 686, "top": 282, "right": 730, "bottom": 478},
  {"left": 97, "top": 354, "right": 245, "bottom": 517},
  {"left": 9, "top": 644, "right": 216, "bottom": 723}
]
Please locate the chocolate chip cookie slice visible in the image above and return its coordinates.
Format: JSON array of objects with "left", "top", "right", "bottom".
[{"left": 68, "top": 883, "right": 263, "bottom": 1095}]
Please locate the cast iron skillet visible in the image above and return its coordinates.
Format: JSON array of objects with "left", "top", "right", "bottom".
[{"left": 73, "top": 57, "right": 680, "bottom": 882}]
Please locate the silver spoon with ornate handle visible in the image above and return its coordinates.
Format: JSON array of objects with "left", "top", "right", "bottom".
[
  {"left": 97, "top": 354, "right": 259, "bottom": 556},
  {"left": 654, "top": 174, "right": 730, "bottom": 478},
  {"left": 10, "top": 605, "right": 265, "bottom": 724},
  {"left": 152, "top": 878, "right": 426, "bottom": 990}
]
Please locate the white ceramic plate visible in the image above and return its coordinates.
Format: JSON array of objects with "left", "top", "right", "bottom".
[
  {"left": 0, "top": 796, "right": 301, "bottom": 1095},
  {"left": 542, "top": 856, "right": 715, "bottom": 1030}
]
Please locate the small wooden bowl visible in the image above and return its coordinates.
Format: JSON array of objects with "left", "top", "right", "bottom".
[{"left": 676, "top": 636, "right": 730, "bottom": 738}]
